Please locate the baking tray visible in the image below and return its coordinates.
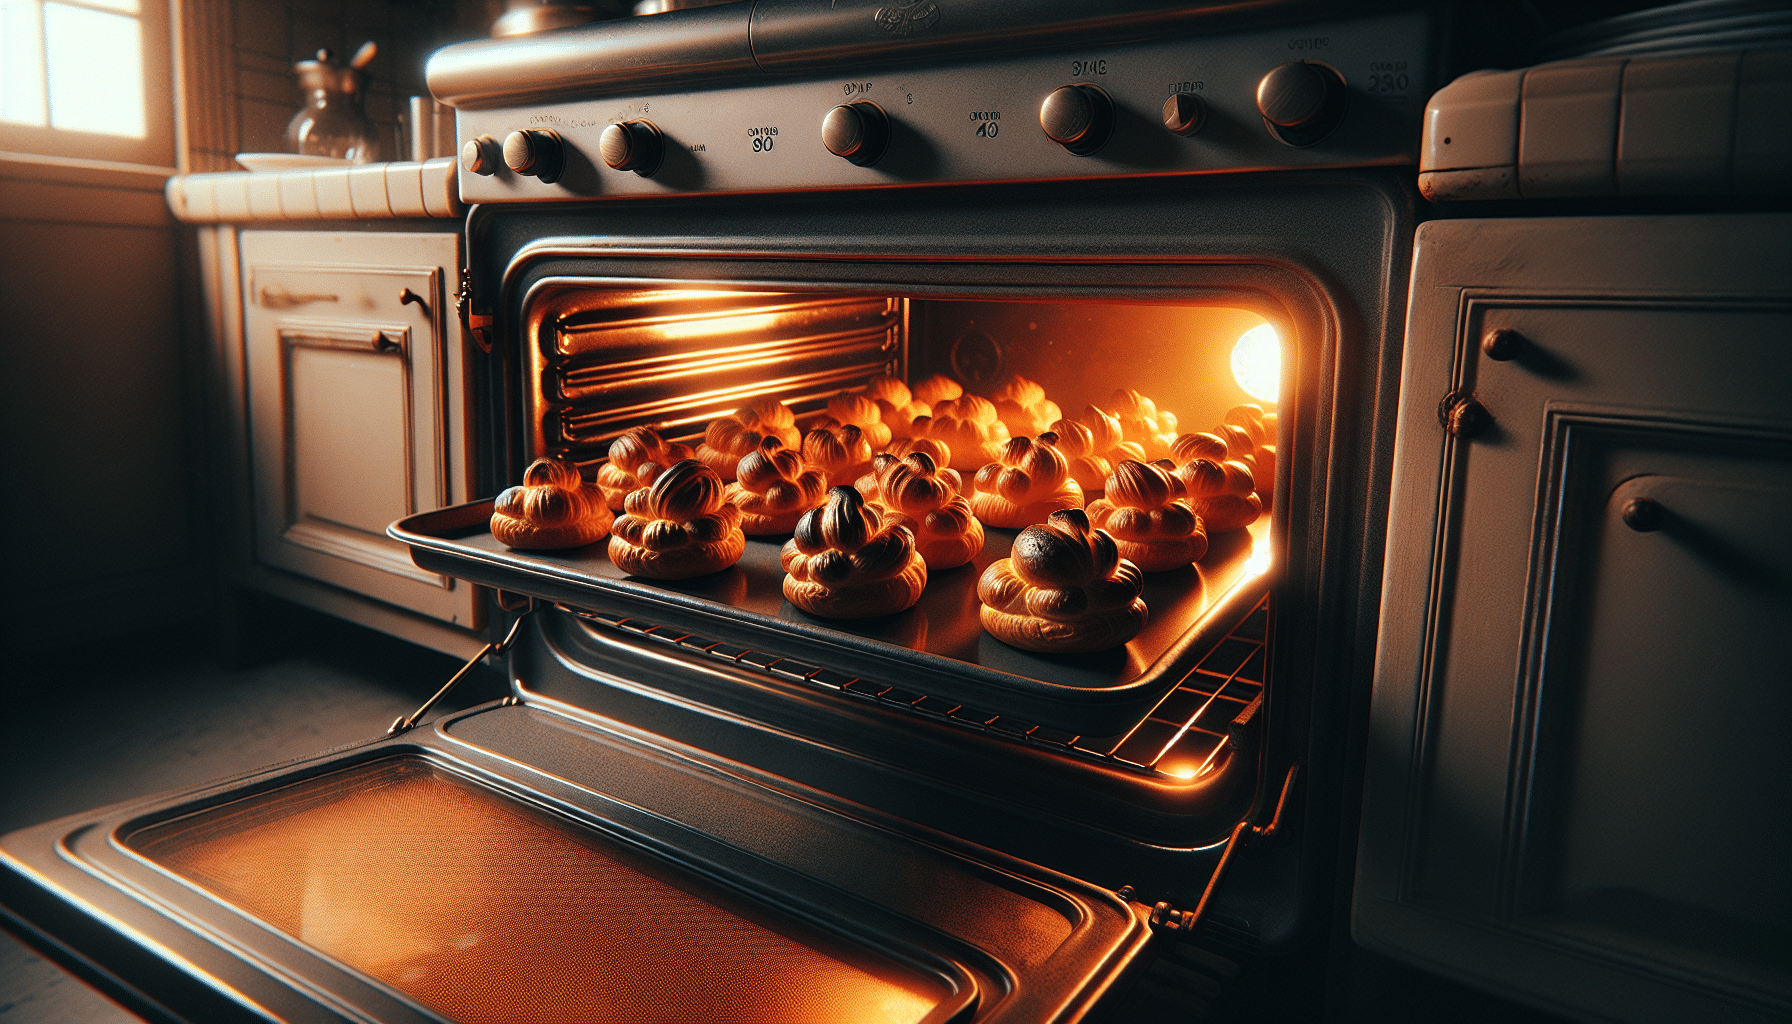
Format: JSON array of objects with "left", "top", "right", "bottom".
[{"left": 391, "top": 502, "right": 1271, "bottom": 734}]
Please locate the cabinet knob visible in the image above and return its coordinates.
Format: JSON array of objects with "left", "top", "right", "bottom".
[
  {"left": 598, "top": 119, "right": 664, "bottom": 176},
  {"left": 1040, "top": 84, "right": 1113, "bottom": 156},
  {"left": 1256, "top": 61, "right": 1347, "bottom": 146},
  {"left": 1482, "top": 328, "right": 1525, "bottom": 361},
  {"left": 1621, "top": 497, "right": 1665, "bottom": 532},
  {"left": 1438, "top": 391, "right": 1489, "bottom": 438},
  {"left": 503, "top": 129, "right": 565, "bottom": 183},
  {"left": 822, "top": 102, "right": 890, "bottom": 166}
]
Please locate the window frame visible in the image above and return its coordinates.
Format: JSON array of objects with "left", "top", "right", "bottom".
[{"left": 0, "top": 0, "right": 175, "bottom": 170}]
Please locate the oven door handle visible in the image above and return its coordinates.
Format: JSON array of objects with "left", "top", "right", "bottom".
[
  {"left": 458, "top": 266, "right": 495, "bottom": 353},
  {"left": 1146, "top": 761, "right": 1300, "bottom": 938}
]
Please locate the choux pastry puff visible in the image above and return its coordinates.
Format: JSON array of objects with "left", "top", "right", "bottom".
[
  {"left": 915, "top": 394, "right": 1009, "bottom": 471},
  {"left": 969, "top": 434, "right": 1084, "bottom": 529},
  {"left": 724, "top": 436, "right": 827, "bottom": 535},
  {"left": 490, "top": 455, "right": 613, "bottom": 550},
  {"left": 861, "top": 450, "right": 984, "bottom": 570},
  {"left": 781, "top": 486, "right": 928, "bottom": 619},
  {"left": 1172, "top": 457, "right": 1262, "bottom": 533},
  {"left": 977, "top": 508, "right": 1148, "bottom": 653},
  {"left": 608, "top": 459, "right": 746, "bottom": 579},
  {"left": 595, "top": 427, "right": 694, "bottom": 510},
  {"left": 1085, "top": 460, "right": 1209, "bottom": 571},
  {"left": 694, "top": 398, "right": 800, "bottom": 481}
]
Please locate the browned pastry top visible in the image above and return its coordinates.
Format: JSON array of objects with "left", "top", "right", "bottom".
[
  {"left": 491, "top": 455, "right": 614, "bottom": 549},
  {"left": 910, "top": 373, "right": 963, "bottom": 407},
  {"left": 978, "top": 508, "right": 1145, "bottom": 622},
  {"left": 611, "top": 459, "right": 741, "bottom": 549},
  {"left": 988, "top": 373, "right": 1063, "bottom": 436},
  {"left": 801, "top": 423, "right": 876, "bottom": 483},
  {"left": 597, "top": 427, "right": 694, "bottom": 507}
]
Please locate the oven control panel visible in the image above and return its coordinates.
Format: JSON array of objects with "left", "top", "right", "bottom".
[{"left": 450, "top": 10, "right": 1432, "bottom": 204}]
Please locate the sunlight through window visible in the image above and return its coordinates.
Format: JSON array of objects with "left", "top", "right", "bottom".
[{"left": 1, "top": 0, "right": 145, "bottom": 138}]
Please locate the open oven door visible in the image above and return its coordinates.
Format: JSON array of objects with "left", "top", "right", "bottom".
[
  {"left": 0, "top": 676, "right": 1154, "bottom": 1024},
  {"left": 1355, "top": 213, "right": 1792, "bottom": 1023}
]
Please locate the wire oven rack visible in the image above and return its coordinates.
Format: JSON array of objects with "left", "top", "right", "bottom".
[{"left": 565, "top": 595, "right": 1269, "bottom": 781}]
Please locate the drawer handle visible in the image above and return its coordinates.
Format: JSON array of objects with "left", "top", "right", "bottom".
[
  {"left": 400, "top": 287, "right": 429, "bottom": 314},
  {"left": 260, "top": 285, "right": 338, "bottom": 308}
]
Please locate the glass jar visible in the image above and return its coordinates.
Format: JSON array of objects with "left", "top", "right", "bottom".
[{"left": 284, "top": 47, "right": 379, "bottom": 163}]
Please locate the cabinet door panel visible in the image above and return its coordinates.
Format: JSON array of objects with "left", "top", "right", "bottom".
[
  {"left": 241, "top": 231, "right": 476, "bottom": 627},
  {"left": 1359, "top": 214, "right": 1792, "bottom": 1024}
]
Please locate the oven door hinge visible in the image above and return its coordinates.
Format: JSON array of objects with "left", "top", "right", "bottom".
[
  {"left": 1144, "top": 761, "right": 1301, "bottom": 938},
  {"left": 387, "top": 605, "right": 531, "bottom": 737},
  {"left": 457, "top": 265, "right": 495, "bottom": 353}
]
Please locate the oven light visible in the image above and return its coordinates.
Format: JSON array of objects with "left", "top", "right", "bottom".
[{"left": 1231, "top": 323, "right": 1281, "bottom": 404}]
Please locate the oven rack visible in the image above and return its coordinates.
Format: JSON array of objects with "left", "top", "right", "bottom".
[{"left": 564, "top": 595, "right": 1268, "bottom": 781}]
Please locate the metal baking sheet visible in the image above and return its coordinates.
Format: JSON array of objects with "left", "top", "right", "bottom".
[{"left": 392, "top": 501, "right": 1271, "bottom": 732}]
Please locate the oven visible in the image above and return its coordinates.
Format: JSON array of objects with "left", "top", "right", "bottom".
[{"left": 4, "top": 2, "right": 1786, "bottom": 1023}]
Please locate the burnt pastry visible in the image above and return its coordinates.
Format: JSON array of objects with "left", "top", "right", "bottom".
[
  {"left": 910, "top": 373, "right": 963, "bottom": 408},
  {"left": 969, "top": 435, "right": 1085, "bottom": 529},
  {"left": 781, "top": 486, "right": 928, "bottom": 619},
  {"left": 802, "top": 423, "right": 876, "bottom": 485},
  {"left": 1107, "top": 388, "right": 1179, "bottom": 460},
  {"left": 1085, "top": 460, "right": 1209, "bottom": 571},
  {"left": 595, "top": 427, "right": 694, "bottom": 510},
  {"left": 1041, "top": 420, "right": 1114, "bottom": 494},
  {"left": 608, "top": 459, "right": 746, "bottom": 579},
  {"left": 915, "top": 394, "right": 1011, "bottom": 471},
  {"left": 988, "top": 373, "right": 1063, "bottom": 437},
  {"left": 1076, "top": 404, "right": 1148, "bottom": 465},
  {"left": 861, "top": 451, "right": 985, "bottom": 569},
  {"left": 723, "top": 436, "right": 827, "bottom": 535},
  {"left": 491, "top": 456, "right": 614, "bottom": 550},
  {"left": 864, "top": 374, "right": 930, "bottom": 436},
  {"left": 819, "top": 390, "right": 894, "bottom": 450},
  {"left": 978, "top": 508, "right": 1148, "bottom": 653},
  {"left": 1173, "top": 457, "right": 1262, "bottom": 533},
  {"left": 693, "top": 399, "right": 800, "bottom": 481},
  {"left": 853, "top": 436, "right": 959, "bottom": 498}
]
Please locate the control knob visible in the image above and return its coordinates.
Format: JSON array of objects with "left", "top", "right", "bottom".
[
  {"left": 461, "top": 135, "right": 500, "bottom": 175},
  {"left": 821, "top": 102, "right": 889, "bottom": 166},
  {"left": 1256, "top": 61, "right": 1348, "bottom": 147},
  {"left": 503, "top": 129, "right": 565, "bottom": 183},
  {"left": 1161, "top": 93, "right": 1206, "bottom": 137},
  {"left": 1039, "top": 84, "right": 1113, "bottom": 156},
  {"left": 599, "top": 119, "right": 664, "bottom": 176}
]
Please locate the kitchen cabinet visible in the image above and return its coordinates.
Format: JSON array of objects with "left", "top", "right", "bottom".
[
  {"left": 199, "top": 225, "right": 484, "bottom": 656},
  {"left": 1359, "top": 214, "right": 1791, "bottom": 1024}
]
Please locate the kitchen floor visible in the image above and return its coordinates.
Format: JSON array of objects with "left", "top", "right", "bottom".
[{"left": 0, "top": 596, "right": 508, "bottom": 1024}]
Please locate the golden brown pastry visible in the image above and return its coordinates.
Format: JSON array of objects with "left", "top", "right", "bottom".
[
  {"left": 910, "top": 373, "right": 963, "bottom": 407},
  {"left": 1169, "top": 431, "right": 1229, "bottom": 465},
  {"left": 861, "top": 451, "right": 985, "bottom": 569},
  {"left": 801, "top": 424, "right": 876, "bottom": 485},
  {"left": 969, "top": 435, "right": 1085, "bottom": 529},
  {"left": 491, "top": 456, "right": 614, "bottom": 550},
  {"left": 693, "top": 399, "right": 801, "bottom": 481},
  {"left": 1108, "top": 388, "right": 1179, "bottom": 460},
  {"left": 1041, "top": 420, "right": 1114, "bottom": 494},
  {"left": 1222, "top": 404, "right": 1277, "bottom": 500},
  {"left": 781, "top": 486, "right": 928, "bottom": 619},
  {"left": 852, "top": 436, "right": 959, "bottom": 498},
  {"left": 978, "top": 508, "right": 1147, "bottom": 653},
  {"left": 1076, "top": 404, "right": 1148, "bottom": 465},
  {"left": 819, "top": 390, "right": 894, "bottom": 449},
  {"left": 608, "top": 459, "right": 746, "bottom": 579},
  {"left": 864, "top": 374, "right": 929, "bottom": 437},
  {"left": 723, "top": 436, "right": 827, "bottom": 535},
  {"left": 595, "top": 428, "right": 694, "bottom": 510},
  {"left": 914, "top": 394, "right": 1010, "bottom": 471},
  {"left": 988, "top": 373, "right": 1063, "bottom": 437},
  {"left": 1172, "top": 457, "right": 1262, "bottom": 533},
  {"left": 1085, "top": 460, "right": 1208, "bottom": 571}
]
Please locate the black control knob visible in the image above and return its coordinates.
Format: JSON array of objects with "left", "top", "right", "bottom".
[
  {"left": 1256, "top": 61, "right": 1348, "bottom": 147},
  {"left": 503, "top": 129, "right": 564, "bottom": 183},
  {"left": 1161, "top": 93, "right": 1205, "bottom": 137},
  {"left": 460, "top": 135, "right": 500, "bottom": 175},
  {"left": 598, "top": 119, "right": 664, "bottom": 176},
  {"left": 822, "top": 102, "right": 890, "bottom": 166},
  {"left": 1039, "top": 84, "right": 1113, "bottom": 156}
]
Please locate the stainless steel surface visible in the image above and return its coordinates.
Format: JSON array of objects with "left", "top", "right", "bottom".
[
  {"left": 444, "top": 8, "right": 1430, "bottom": 203},
  {"left": 389, "top": 613, "right": 529, "bottom": 736}
]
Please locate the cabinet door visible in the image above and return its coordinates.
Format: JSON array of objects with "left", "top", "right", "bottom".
[
  {"left": 241, "top": 231, "right": 476, "bottom": 628},
  {"left": 1358, "top": 214, "right": 1792, "bottom": 1023}
]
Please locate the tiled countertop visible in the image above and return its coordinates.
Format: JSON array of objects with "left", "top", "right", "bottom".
[{"left": 164, "top": 156, "right": 461, "bottom": 223}]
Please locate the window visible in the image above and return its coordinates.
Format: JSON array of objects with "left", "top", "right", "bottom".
[{"left": 0, "top": 0, "right": 171, "bottom": 167}]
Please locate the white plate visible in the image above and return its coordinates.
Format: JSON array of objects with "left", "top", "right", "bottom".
[{"left": 234, "top": 153, "right": 354, "bottom": 173}]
